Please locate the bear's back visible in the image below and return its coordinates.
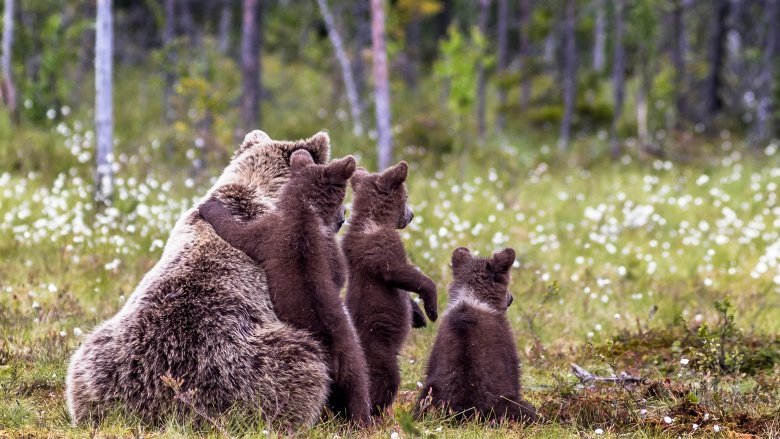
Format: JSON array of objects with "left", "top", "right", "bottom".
[{"left": 427, "top": 303, "right": 520, "bottom": 411}]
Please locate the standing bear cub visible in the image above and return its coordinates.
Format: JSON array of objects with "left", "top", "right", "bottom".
[
  {"left": 414, "top": 247, "right": 538, "bottom": 424},
  {"left": 199, "top": 150, "right": 371, "bottom": 423},
  {"left": 344, "top": 162, "right": 438, "bottom": 415}
]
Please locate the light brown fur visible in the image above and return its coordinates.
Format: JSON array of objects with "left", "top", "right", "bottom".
[{"left": 66, "top": 131, "right": 334, "bottom": 428}]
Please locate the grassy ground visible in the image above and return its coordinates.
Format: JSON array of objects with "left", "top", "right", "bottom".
[{"left": 1, "top": 68, "right": 779, "bottom": 437}]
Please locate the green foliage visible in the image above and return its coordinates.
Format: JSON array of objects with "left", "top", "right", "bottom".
[
  {"left": 169, "top": 37, "right": 242, "bottom": 162},
  {"left": 13, "top": 1, "right": 92, "bottom": 124},
  {"left": 432, "top": 25, "right": 494, "bottom": 142}
]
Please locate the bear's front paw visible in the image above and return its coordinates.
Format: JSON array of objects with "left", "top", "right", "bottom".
[{"left": 422, "top": 280, "right": 438, "bottom": 322}]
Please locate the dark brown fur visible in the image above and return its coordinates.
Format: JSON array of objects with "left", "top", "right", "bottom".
[
  {"left": 343, "top": 162, "right": 438, "bottom": 416},
  {"left": 414, "top": 247, "right": 538, "bottom": 424},
  {"left": 199, "top": 151, "right": 371, "bottom": 423}
]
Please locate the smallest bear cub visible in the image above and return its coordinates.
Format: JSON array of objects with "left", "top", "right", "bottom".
[
  {"left": 344, "top": 162, "right": 438, "bottom": 415},
  {"left": 414, "top": 247, "right": 538, "bottom": 424}
]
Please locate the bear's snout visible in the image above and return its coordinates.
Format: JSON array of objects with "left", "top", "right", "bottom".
[
  {"left": 507, "top": 294, "right": 514, "bottom": 308},
  {"left": 399, "top": 206, "right": 414, "bottom": 229}
]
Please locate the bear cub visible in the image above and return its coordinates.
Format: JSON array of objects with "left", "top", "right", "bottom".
[
  {"left": 199, "top": 150, "right": 370, "bottom": 423},
  {"left": 414, "top": 247, "right": 538, "bottom": 424},
  {"left": 344, "top": 162, "right": 438, "bottom": 415}
]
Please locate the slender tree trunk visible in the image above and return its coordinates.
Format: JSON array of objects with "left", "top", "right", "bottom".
[
  {"left": 637, "top": 68, "right": 650, "bottom": 147},
  {"left": 519, "top": 0, "right": 532, "bottom": 108},
  {"left": 476, "top": 0, "right": 491, "bottom": 139},
  {"left": 241, "top": 0, "right": 262, "bottom": 133},
  {"left": 178, "top": 0, "right": 199, "bottom": 46},
  {"left": 316, "top": 0, "right": 364, "bottom": 136},
  {"left": 352, "top": 0, "right": 371, "bottom": 100},
  {"left": 218, "top": 0, "right": 232, "bottom": 54},
  {"left": 705, "top": 0, "right": 730, "bottom": 122},
  {"left": 671, "top": 0, "right": 688, "bottom": 128},
  {"left": 95, "top": 0, "right": 113, "bottom": 203},
  {"left": 496, "top": 0, "right": 509, "bottom": 130},
  {"left": 592, "top": 0, "right": 606, "bottom": 72},
  {"left": 1, "top": 0, "right": 16, "bottom": 114},
  {"left": 558, "top": 0, "right": 576, "bottom": 150},
  {"left": 402, "top": 18, "right": 421, "bottom": 89},
  {"left": 163, "top": 0, "right": 176, "bottom": 126},
  {"left": 371, "top": 0, "right": 392, "bottom": 169},
  {"left": 610, "top": 0, "right": 626, "bottom": 158},
  {"left": 752, "top": 0, "right": 779, "bottom": 146}
]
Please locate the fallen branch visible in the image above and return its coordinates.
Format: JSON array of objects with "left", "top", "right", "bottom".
[{"left": 570, "top": 363, "right": 645, "bottom": 385}]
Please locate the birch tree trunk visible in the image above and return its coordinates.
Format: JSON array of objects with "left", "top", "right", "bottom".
[
  {"left": 1, "top": 0, "right": 16, "bottom": 114},
  {"left": 592, "top": 0, "right": 606, "bottom": 72},
  {"left": 558, "top": 0, "right": 576, "bottom": 150},
  {"left": 610, "top": 0, "right": 626, "bottom": 158},
  {"left": 476, "top": 0, "right": 491, "bottom": 139},
  {"left": 496, "top": 0, "right": 509, "bottom": 131},
  {"left": 519, "top": 0, "right": 532, "bottom": 108},
  {"left": 371, "top": 0, "right": 392, "bottom": 169},
  {"left": 316, "top": 0, "right": 364, "bottom": 136},
  {"left": 95, "top": 0, "right": 113, "bottom": 203},
  {"left": 241, "top": 0, "right": 262, "bottom": 133}
]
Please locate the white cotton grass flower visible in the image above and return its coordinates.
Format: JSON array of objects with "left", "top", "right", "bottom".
[
  {"left": 680, "top": 358, "right": 690, "bottom": 366},
  {"left": 390, "top": 432, "right": 400, "bottom": 439},
  {"left": 713, "top": 425, "right": 721, "bottom": 432},
  {"left": 664, "top": 416, "right": 673, "bottom": 424},
  {"left": 73, "top": 327, "right": 84, "bottom": 337},
  {"left": 594, "top": 428, "right": 604, "bottom": 435}
]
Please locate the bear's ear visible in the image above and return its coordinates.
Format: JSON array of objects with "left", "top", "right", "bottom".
[
  {"left": 488, "top": 248, "right": 516, "bottom": 274},
  {"left": 350, "top": 167, "right": 371, "bottom": 190},
  {"left": 327, "top": 155, "right": 357, "bottom": 181},
  {"left": 451, "top": 247, "right": 472, "bottom": 269},
  {"left": 290, "top": 149, "right": 315, "bottom": 171},
  {"left": 305, "top": 131, "right": 331, "bottom": 164},
  {"left": 379, "top": 161, "right": 408, "bottom": 192}
]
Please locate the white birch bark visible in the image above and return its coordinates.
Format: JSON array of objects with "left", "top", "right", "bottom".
[
  {"left": 95, "top": 0, "right": 114, "bottom": 202},
  {"left": 371, "top": 0, "right": 392, "bottom": 169},
  {"left": 316, "top": 0, "right": 364, "bottom": 136},
  {"left": 1, "top": 0, "right": 15, "bottom": 112}
]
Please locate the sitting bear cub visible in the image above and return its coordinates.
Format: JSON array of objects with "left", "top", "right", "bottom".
[
  {"left": 199, "top": 150, "right": 370, "bottom": 423},
  {"left": 414, "top": 247, "right": 538, "bottom": 424},
  {"left": 343, "top": 162, "right": 438, "bottom": 415}
]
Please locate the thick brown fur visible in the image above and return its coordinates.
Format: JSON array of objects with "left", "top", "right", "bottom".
[
  {"left": 199, "top": 151, "right": 371, "bottom": 424},
  {"left": 414, "top": 247, "right": 539, "bottom": 424},
  {"left": 343, "top": 163, "right": 438, "bottom": 416},
  {"left": 66, "top": 131, "right": 334, "bottom": 429}
]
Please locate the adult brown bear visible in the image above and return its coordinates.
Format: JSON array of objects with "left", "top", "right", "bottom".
[{"left": 65, "top": 131, "right": 334, "bottom": 429}]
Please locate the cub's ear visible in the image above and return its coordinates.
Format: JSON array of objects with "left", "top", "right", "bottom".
[
  {"left": 489, "top": 248, "right": 516, "bottom": 274},
  {"left": 350, "top": 167, "right": 371, "bottom": 190},
  {"left": 304, "top": 131, "right": 331, "bottom": 164},
  {"left": 290, "top": 149, "right": 315, "bottom": 171},
  {"left": 379, "top": 161, "right": 408, "bottom": 192},
  {"left": 451, "top": 247, "right": 472, "bottom": 269},
  {"left": 327, "top": 155, "right": 357, "bottom": 181}
]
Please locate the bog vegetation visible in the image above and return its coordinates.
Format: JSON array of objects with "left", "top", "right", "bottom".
[{"left": 1, "top": 0, "right": 779, "bottom": 437}]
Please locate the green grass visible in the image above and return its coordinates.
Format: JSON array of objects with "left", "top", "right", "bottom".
[{"left": 1, "top": 60, "right": 779, "bottom": 437}]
